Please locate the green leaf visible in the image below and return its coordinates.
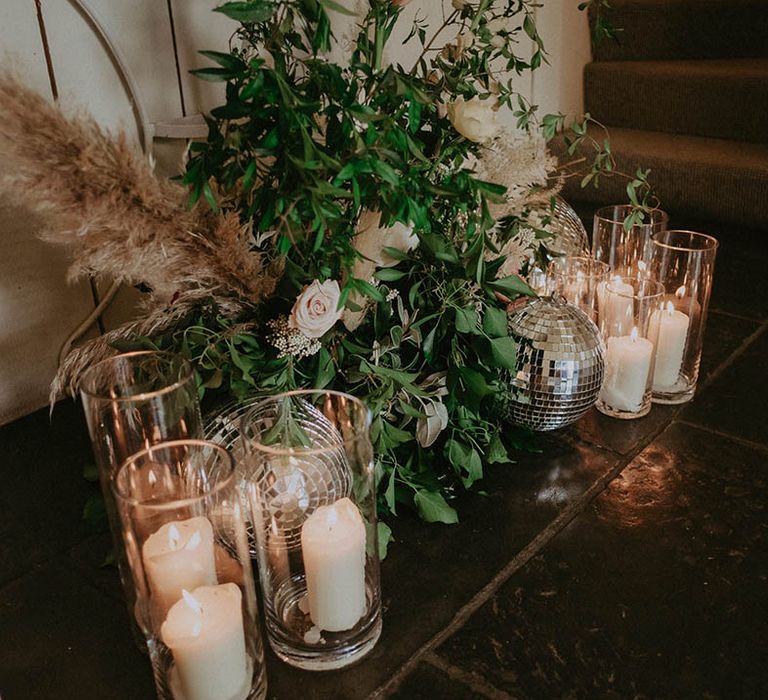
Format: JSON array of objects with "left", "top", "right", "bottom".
[
  {"left": 489, "top": 275, "right": 536, "bottom": 298},
  {"left": 214, "top": 1, "right": 276, "bottom": 23},
  {"left": 489, "top": 336, "right": 517, "bottom": 370},
  {"left": 458, "top": 367, "right": 493, "bottom": 399},
  {"left": 377, "top": 521, "right": 393, "bottom": 560},
  {"left": 414, "top": 490, "right": 458, "bottom": 524},
  {"left": 354, "top": 278, "right": 385, "bottom": 303},
  {"left": 455, "top": 307, "right": 480, "bottom": 334},
  {"left": 374, "top": 268, "right": 407, "bottom": 282},
  {"left": 488, "top": 433, "right": 510, "bottom": 465},
  {"left": 381, "top": 246, "right": 410, "bottom": 262},
  {"left": 318, "top": 0, "right": 356, "bottom": 15},
  {"left": 189, "top": 67, "right": 239, "bottom": 82},
  {"left": 314, "top": 346, "right": 335, "bottom": 389},
  {"left": 483, "top": 306, "right": 509, "bottom": 338},
  {"left": 198, "top": 50, "right": 246, "bottom": 71},
  {"left": 385, "top": 465, "right": 397, "bottom": 513}
]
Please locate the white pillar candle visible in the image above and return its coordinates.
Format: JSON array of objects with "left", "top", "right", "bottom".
[
  {"left": 161, "top": 584, "right": 249, "bottom": 700},
  {"left": 143, "top": 516, "right": 217, "bottom": 622},
  {"left": 599, "top": 328, "right": 654, "bottom": 412},
  {"left": 598, "top": 277, "right": 634, "bottom": 334},
  {"left": 301, "top": 497, "right": 367, "bottom": 632},
  {"left": 650, "top": 302, "right": 690, "bottom": 389}
]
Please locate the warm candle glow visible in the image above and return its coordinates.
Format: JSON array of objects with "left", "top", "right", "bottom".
[
  {"left": 182, "top": 588, "right": 203, "bottom": 615},
  {"left": 666, "top": 301, "right": 675, "bottom": 316},
  {"left": 184, "top": 531, "right": 201, "bottom": 551},
  {"left": 675, "top": 285, "right": 686, "bottom": 298},
  {"left": 630, "top": 327, "right": 639, "bottom": 342},
  {"left": 168, "top": 524, "right": 181, "bottom": 550}
]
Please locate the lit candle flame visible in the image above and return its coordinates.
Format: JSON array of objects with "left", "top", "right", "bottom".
[
  {"left": 675, "top": 285, "right": 686, "bottom": 298},
  {"left": 182, "top": 589, "right": 203, "bottom": 613},
  {"left": 182, "top": 588, "right": 204, "bottom": 636},
  {"left": 666, "top": 301, "right": 675, "bottom": 315},
  {"left": 168, "top": 524, "right": 181, "bottom": 550},
  {"left": 148, "top": 469, "right": 157, "bottom": 486},
  {"left": 184, "top": 530, "right": 201, "bottom": 551},
  {"left": 630, "top": 327, "right": 639, "bottom": 342}
]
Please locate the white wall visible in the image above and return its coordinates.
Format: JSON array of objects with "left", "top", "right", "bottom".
[{"left": 0, "top": 0, "right": 590, "bottom": 425}]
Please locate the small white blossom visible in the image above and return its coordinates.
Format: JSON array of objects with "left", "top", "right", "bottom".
[
  {"left": 268, "top": 316, "right": 322, "bottom": 359},
  {"left": 494, "top": 227, "right": 537, "bottom": 278}
]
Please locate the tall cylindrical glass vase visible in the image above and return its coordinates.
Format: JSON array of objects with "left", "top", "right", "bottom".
[
  {"left": 648, "top": 230, "right": 718, "bottom": 404},
  {"left": 113, "top": 440, "right": 267, "bottom": 700},
  {"left": 241, "top": 390, "right": 382, "bottom": 671},
  {"left": 593, "top": 205, "right": 668, "bottom": 276},
  {"left": 80, "top": 351, "right": 203, "bottom": 644}
]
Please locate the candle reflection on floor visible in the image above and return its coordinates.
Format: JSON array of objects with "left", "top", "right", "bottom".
[{"left": 597, "top": 445, "right": 682, "bottom": 528}]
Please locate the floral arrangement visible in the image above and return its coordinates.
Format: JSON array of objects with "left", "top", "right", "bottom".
[{"left": 0, "top": 0, "right": 649, "bottom": 540}]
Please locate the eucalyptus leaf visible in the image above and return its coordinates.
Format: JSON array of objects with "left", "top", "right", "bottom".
[{"left": 414, "top": 490, "right": 458, "bottom": 524}]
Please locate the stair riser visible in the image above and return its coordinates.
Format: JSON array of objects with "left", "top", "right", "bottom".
[
  {"left": 592, "top": 1, "right": 768, "bottom": 62},
  {"left": 585, "top": 63, "right": 768, "bottom": 144},
  {"left": 552, "top": 130, "right": 768, "bottom": 229}
]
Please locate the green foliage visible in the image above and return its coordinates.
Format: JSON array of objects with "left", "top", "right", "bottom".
[{"left": 137, "top": 0, "right": 642, "bottom": 532}]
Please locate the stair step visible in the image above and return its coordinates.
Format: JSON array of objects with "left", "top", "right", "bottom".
[
  {"left": 585, "top": 59, "right": 768, "bottom": 143},
  {"left": 553, "top": 127, "right": 768, "bottom": 228},
  {"left": 592, "top": 0, "right": 768, "bottom": 62}
]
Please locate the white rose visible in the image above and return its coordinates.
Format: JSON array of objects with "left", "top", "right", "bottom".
[
  {"left": 353, "top": 210, "right": 418, "bottom": 268},
  {"left": 288, "top": 280, "right": 342, "bottom": 338},
  {"left": 486, "top": 17, "right": 515, "bottom": 35},
  {"left": 341, "top": 211, "right": 417, "bottom": 331},
  {"left": 447, "top": 96, "right": 499, "bottom": 143}
]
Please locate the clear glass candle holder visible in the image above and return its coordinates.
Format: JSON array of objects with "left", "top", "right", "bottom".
[
  {"left": 647, "top": 230, "right": 718, "bottom": 404},
  {"left": 113, "top": 440, "right": 267, "bottom": 700},
  {"left": 80, "top": 351, "right": 203, "bottom": 646},
  {"left": 592, "top": 205, "right": 668, "bottom": 276},
  {"left": 241, "top": 390, "right": 382, "bottom": 671},
  {"left": 596, "top": 276, "right": 665, "bottom": 419},
  {"left": 548, "top": 256, "right": 611, "bottom": 323}
]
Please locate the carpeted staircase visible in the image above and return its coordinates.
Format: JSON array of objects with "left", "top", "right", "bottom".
[{"left": 558, "top": 0, "right": 768, "bottom": 227}]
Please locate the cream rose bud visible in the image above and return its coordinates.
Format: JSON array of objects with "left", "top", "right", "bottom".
[
  {"left": 447, "top": 96, "right": 499, "bottom": 143},
  {"left": 288, "top": 280, "right": 342, "bottom": 339}
]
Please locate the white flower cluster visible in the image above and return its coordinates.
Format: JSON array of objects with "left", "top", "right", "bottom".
[
  {"left": 476, "top": 129, "right": 558, "bottom": 213},
  {"left": 267, "top": 316, "right": 322, "bottom": 359},
  {"left": 486, "top": 226, "right": 537, "bottom": 278}
]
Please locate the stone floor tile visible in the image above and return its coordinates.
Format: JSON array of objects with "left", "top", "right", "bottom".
[
  {"left": 698, "top": 311, "right": 761, "bottom": 380},
  {"left": 436, "top": 423, "right": 768, "bottom": 699},
  {"left": 0, "top": 400, "right": 96, "bottom": 586},
  {"left": 388, "top": 662, "right": 486, "bottom": 699},
  {"left": 259, "top": 437, "right": 620, "bottom": 699},
  {"left": 569, "top": 403, "right": 678, "bottom": 456},
  {"left": 0, "top": 558, "right": 154, "bottom": 700},
  {"left": 683, "top": 328, "right": 768, "bottom": 446}
]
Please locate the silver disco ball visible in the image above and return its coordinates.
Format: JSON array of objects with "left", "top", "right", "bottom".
[
  {"left": 526, "top": 195, "right": 589, "bottom": 257},
  {"left": 502, "top": 296, "right": 604, "bottom": 431}
]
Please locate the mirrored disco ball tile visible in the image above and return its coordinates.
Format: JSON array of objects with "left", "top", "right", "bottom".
[{"left": 503, "top": 297, "right": 605, "bottom": 431}]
